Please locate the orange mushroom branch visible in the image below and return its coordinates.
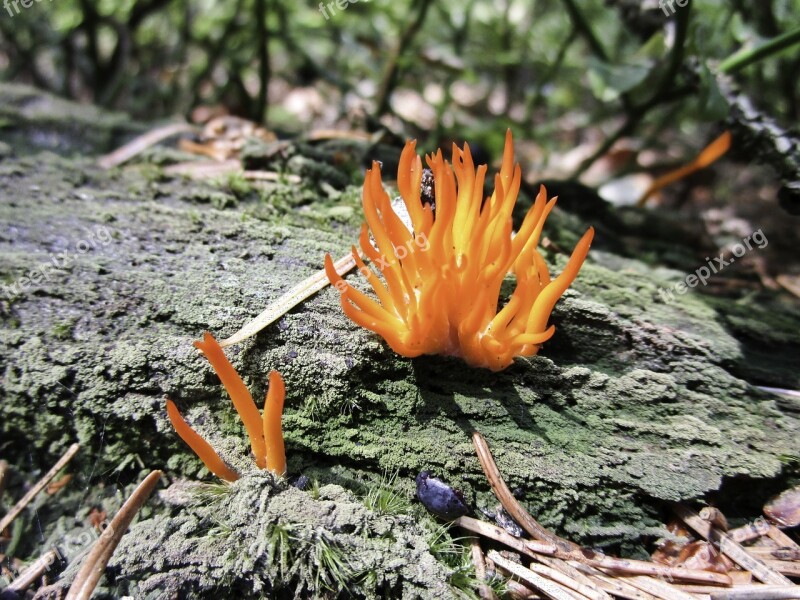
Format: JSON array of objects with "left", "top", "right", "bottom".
[
  {"left": 166, "top": 332, "right": 287, "bottom": 480},
  {"left": 193, "top": 332, "right": 267, "bottom": 469},
  {"left": 166, "top": 399, "right": 240, "bottom": 482},
  {"left": 636, "top": 130, "right": 732, "bottom": 207}
]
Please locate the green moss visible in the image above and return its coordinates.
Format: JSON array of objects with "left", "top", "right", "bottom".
[{"left": 1, "top": 95, "right": 799, "bottom": 596}]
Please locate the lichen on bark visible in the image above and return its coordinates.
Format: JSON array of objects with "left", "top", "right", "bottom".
[{"left": 1, "top": 84, "right": 799, "bottom": 597}]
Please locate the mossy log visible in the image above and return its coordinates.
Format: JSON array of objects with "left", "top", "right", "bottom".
[{"left": 1, "top": 84, "right": 798, "bottom": 598}]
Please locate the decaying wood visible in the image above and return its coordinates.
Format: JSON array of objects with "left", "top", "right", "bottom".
[
  {"left": 507, "top": 579, "right": 545, "bottom": 599},
  {"left": 576, "top": 568, "right": 663, "bottom": 600},
  {"left": 535, "top": 556, "right": 612, "bottom": 600},
  {"left": 469, "top": 536, "right": 499, "bottom": 600},
  {"left": 65, "top": 470, "right": 162, "bottom": 600},
  {"left": 699, "top": 508, "right": 729, "bottom": 532},
  {"left": 462, "top": 436, "right": 800, "bottom": 599},
  {"left": 455, "top": 516, "right": 732, "bottom": 586},
  {"left": 727, "top": 520, "right": 770, "bottom": 544},
  {"left": 673, "top": 504, "right": 794, "bottom": 586},
  {"left": 760, "top": 559, "right": 800, "bottom": 577},
  {"left": 619, "top": 576, "right": 700, "bottom": 600},
  {"left": 766, "top": 525, "right": 800, "bottom": 552},
  {"left": 488, "top": 550, "right": 583, "bottom": 600},
  {"left": 745, "top": 547, "right": 800, "bottom": 561},
  {"left": 708, "top": 586, "right": 800, "bottom": 600},
  {"left": 525, "top": 561, "right": 609, "bottom": 600},
  {"left": 0, "top": 443, "right": 80, "bottom": 534}
]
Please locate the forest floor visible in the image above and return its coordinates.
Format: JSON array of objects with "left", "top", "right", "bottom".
[{"left": 1, "top": 83, "right": 798, "bottom": 598}]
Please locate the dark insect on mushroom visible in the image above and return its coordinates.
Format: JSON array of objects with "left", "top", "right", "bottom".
[{"left": 415, "top": 472, "right": 469, "bottom": 520}]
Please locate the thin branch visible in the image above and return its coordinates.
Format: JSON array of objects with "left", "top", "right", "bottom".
[
  {"left": 66, "top": 470, "right": 163, "bottom": 600},
  {"left": 573, "top": 2, "right": 693, "bottom": 178},
  {"left": 455, "top": 515, "right": 732, "bottom": 586},
  {"left": 0, "top": 443, "right": 80, "bottom": 534},
  {"left": 673, "top": 504, "right": 792, "bottom": 586},
  {"left": 471, "top": 432, "right": 569, "bottom": 547},
  {"left": 0, "top": 460, "right": 9, "bottom": 500},
  {"left": 719, "top": 26, "right": 800, "bottom": 74},
  {"left": 373, "top": 0, "right": 432, "bottom": 117},
  {"left": 98, "top": 122, "right": 197, "bottom": 169},
  {"left": 488, "top": 550, "right": 579, "bottom": 600},
  {"left": 468, "top": 537, "right": 499, "bottom": 600},
  {"left": 255, "top": 0, "right": 270, "bottom": 124},
  {"left": 620, "top": 575, "right": 699, "bottom": 600},
  {"left": 709, "top": 587, "right": 800, "bottom": 600},
  {"left": 559, "top": 0, "right": 608, "bottom": 61},
  {"left": 4, "top": 549, "right": 60, "bottom": 593}
]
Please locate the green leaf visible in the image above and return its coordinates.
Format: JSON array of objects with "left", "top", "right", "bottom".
[
  {"left": 587, "top": 57, "right": 652, "bottom": 102},
  {"left": 697, "top": 63, "right": 729, "bottom": 121},
  {"left": 633, "top": 32, "right": 667, "bottom": 61}
]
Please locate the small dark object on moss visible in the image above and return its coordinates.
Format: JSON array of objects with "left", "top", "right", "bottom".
[
  {"left": 291, "top": 474, "right": 311, "bottom": 490},
  {"left": 415, "top": 472, "right": 469, "bottom": 521}
]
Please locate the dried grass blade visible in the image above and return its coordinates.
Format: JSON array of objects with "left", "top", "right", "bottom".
[
  {"left": 98, "top": 122, "right": 196, "bottom": 169},
  {"left": 221, "top": 252, "right": 357, "bottom": 347},
  {"left": 488, "top": 550, "right": 585, "bottom": 600}
]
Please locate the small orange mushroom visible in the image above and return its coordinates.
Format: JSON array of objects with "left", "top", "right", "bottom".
[
  {"left": 262, "top": 370, "right": 286, "bottom": 476},
  {"left": 166, "top": 399, "right": 240, "bottom": 482},
  {"left": 166, "top": 332, "right": 287, "bottom": 480},
  {"left": 637, "top": 130, "right": 732, "bottom": 207}
]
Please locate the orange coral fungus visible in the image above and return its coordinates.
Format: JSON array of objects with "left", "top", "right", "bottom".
[
  {"left": 325, "top": 130, "right": 594, "bottom": 371},
  {"left": 637, "top": 131, "right": 731, "bottom": 207},
  {"left": 166, "top": 332, "right": 287, "bottom": 481}
]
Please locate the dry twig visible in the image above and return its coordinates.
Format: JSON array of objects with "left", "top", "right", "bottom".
[
  {"left": 455, "top": 516, "right": 731, "bottom": 586},
  {"left": 65, "top": 470, "right": 163, "bottom": 600},
  {"left": 620, "top": 575, "right": 700, "bottom": 600},
  {"left": 0, "top": 443, "right": 80, "bottom": 534},
  {"left": 98, "top": 122, "right": 197, "bottom": 169},
  {"left": 472, "top": 432, "right": 568, "bottom": 547},
  {"left": 673, "top": 504, "right": 793, "bottom": 586},
  {"left": 0, "top": 460, "right": 9, "bottom": 500},
  {"left": 4, "top": 549, "right": 60, "bottom": 593},
  {"left": 488, "top": 550, "right": 584, "bottom": 600},
  {"left": 469, "top": 536, "right": 500, "bottom": 600},
  {"left": 728, "top": 520, "right": 770, "bottom": 544},
  {"left": 699, "top": 508, "right": 729, "bottom": 532},
  {"left": 708, "top": 586, "right": 800, "bottom": 600}
]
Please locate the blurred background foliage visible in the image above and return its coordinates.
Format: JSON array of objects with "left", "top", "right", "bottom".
[{"left": 0, "top": 0, "right": 798, "bottom": 181}]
